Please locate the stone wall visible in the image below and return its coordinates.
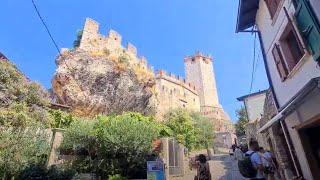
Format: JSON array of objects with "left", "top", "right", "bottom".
[
  {"left": 257, "top": 90, "right": 296, "bottom": 179},
  {"left": 155, "top": 70, "right": 200, "bottom": 119}
]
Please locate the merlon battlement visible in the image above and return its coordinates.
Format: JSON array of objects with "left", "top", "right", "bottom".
[
  {"left": 78, "top": 18, "right": 150, "bottom": 69},
  {"left": 127, "top": 43, "right": 137, "bottom": 55},
  {"left": 184, "top": 51, "right": 212, "bottom": 63},
  {"left": 156, "top": 69, "right": 197, "bottom": 94}
]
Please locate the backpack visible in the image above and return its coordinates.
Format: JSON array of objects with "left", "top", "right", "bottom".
[{"left": 238, "top": 152, "right": 257, "bottom": 178}]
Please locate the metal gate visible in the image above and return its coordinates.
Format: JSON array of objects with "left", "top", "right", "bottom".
[{"left": 168, "top": 138, "right": 184, "bottom": 176}]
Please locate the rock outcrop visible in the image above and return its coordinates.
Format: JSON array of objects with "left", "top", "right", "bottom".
[{"left": 52, "top": 50, "right": 156, "bottom": 117}]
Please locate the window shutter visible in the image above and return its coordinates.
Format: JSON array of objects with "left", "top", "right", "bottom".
[
  {"left": 265, "top": 0, "right": 281, "bottom": 18},
  {"left": 272, "top": 44, "right": 289, "bottom": 81},
  {"left": 294, "top": 0, "right": 320, "bottom": 61},
  {"left": 284, "top": 7, "right": 306, "bottom": 53}
]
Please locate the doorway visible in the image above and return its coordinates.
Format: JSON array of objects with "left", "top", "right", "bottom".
[{"left": 299, "top": 121, "right": 320, "bottom": 179}]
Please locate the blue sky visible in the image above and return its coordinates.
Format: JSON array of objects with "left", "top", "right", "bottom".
[{"left": 0, "top": 0, "right": 268, "bottom": 121}]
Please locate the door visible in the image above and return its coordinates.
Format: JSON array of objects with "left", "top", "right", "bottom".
[{"left": 299, "top": 121, "right": 320, "bottom": 179}]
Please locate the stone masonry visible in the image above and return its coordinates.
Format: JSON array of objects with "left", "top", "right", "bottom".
[{"left": 250, "top": 90, "right": 296, "bottom": 179}]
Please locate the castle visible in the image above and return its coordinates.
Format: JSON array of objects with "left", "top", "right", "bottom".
[{"left": 71, "top": 18, "right": 234, "bottom": 134}]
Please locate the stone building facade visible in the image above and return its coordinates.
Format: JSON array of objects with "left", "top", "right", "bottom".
[
  {"left": 155, "top": 70, "right": 200, "bottom": 118},
  {"left": 72, "top": 18, "right": 234, "bottom": 136},
  {"left": 258, "top": 90, "right": 297, "bottom": 179},
  {"left": 239, "top": 89, "right": 297, "bottom": 179}
]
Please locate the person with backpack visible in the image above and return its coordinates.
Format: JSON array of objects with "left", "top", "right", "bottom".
[
  {"left": 195, "top": 154, "right": 212, "bottom": 180},
  {"left": 238, "top": 140, "right": 265, "bottom": 180},
  {"left": 259, "top": 147, "right": 276, "bottom": 180}
]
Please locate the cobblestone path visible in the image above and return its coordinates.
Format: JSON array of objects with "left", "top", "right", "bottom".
[
  {"left": 173, "top": 154, "right": 245, "bottom": 180},
  {"left": 209, "top": 154, "right": 245, "bottom": 180}
]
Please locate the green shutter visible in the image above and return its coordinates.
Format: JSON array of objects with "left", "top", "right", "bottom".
[{"left": 295, "top": 0, "right": 320, "bottom": 61}]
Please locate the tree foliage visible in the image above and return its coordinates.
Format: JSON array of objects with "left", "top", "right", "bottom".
[
  {"left": 235, "top": 107, "right": 249, "bottom": 137},
  {"left": 191, "top": 112, "right": 215, "bottom": 149},
  {"left": 164, "top": 109, "right": 214, "bottom": 151}
]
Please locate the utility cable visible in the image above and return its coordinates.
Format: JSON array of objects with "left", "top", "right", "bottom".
[
  {"left": 249, "top": 31, "right": 257, "bottom": 93},
  {"left": 31, "top": 0, "right": 61, "bottom": 55}
]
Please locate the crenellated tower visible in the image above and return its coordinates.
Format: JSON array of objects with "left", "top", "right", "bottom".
[{"left": 184, "top": 52, "right": 220, "bottom": 113}]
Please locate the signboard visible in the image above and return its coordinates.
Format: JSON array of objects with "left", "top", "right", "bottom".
[{"left": 147, "top": 160, "right": 165, "bottom": 180}]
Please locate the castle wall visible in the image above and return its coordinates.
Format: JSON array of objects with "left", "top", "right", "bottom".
[
  {"left": 78, "top": 18, "right": 146, "bottom": 69},
  {"left": 155, "top": 70, "right": 200, "bottom": 119}
]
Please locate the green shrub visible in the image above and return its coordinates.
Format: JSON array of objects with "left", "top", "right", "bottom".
[
  {"left": 49, "top": 109, "right": 74, "bottom": 129},
  {"left": 18, "top": 164, "right": 76, "bottom": 180},
  {"left": 61, "top": 112, "right": 161, "bottom": 178},
  {"left": 0, "top": 126, "right": 50, "bottom": 179},
  {"left": 118, "top": 55, "right": 129, "bottom": 65},
  {"left": 73, "top": 30, "right": 83, "bottom": 48},
  {"left": 108, "top": 174, "right": 127, "bottom": 180}
]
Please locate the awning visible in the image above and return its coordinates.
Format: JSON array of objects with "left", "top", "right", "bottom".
[
  {"left": 258, "top": 77, "right": 320, "bottom": 132},
  {"left": 236, "top": 0, "right": 260, "bottom": 32}
]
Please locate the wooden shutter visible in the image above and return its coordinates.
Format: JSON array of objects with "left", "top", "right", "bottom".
[
  {"left": 265, "top": 0, "right": 281, "bottom": 18},
  {"left": 284, "top": 7, "right": 306, "bottom": 53},
  {"left": 294, "top": 0, "right": 320, "bottom": 61},
  {"left": 272, "top": 44, "right": 289, "bottom": 81}
]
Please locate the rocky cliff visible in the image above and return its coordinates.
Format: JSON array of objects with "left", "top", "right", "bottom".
[{"left": 52, "top": 49, "right": 156, "bottom": 117}]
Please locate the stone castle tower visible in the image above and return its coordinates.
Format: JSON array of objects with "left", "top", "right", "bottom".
[
  {"left": 184, "top": 52, "right": 220, "bottom": 113},
  {"left": 184, "top": 52, "right": 233, "bottom": 133}
]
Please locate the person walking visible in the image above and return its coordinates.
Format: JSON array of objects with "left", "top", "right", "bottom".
[
  {"left": 235, "top": 146, "right": 244, "bottom": 160},
  {"left": 259, "top": 147, "right": 277, "bottom": 180},
  {"left": 245, "top": 140, "right": 266, "bottom": 180},
  {"left": 195, "top": 154, "right": 212, "bottom": 180}
]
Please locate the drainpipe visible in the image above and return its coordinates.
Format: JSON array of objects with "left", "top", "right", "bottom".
[{"left": 256, "top": 30, "right": 280, "bottom": 109}]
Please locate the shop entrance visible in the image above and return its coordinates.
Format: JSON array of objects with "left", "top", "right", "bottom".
[{"left": 299, "top": 121, "right": 320, "bottom": 179}]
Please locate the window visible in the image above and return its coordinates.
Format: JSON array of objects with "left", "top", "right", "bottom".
[
  {"left": 272, "top": 21, "right": 306, "bottom": 81},
  {"left": 294, "top": 0, "right": 320, "bottom": 61},
  {"left": 265, "top": 0, "right": 281, "bottom": 19},
  {"left": 272, "top": 44, "right": 289, "bottom": 81},
  {"left": 279, "top": 23, "right": 304, "bottom": 70}
]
